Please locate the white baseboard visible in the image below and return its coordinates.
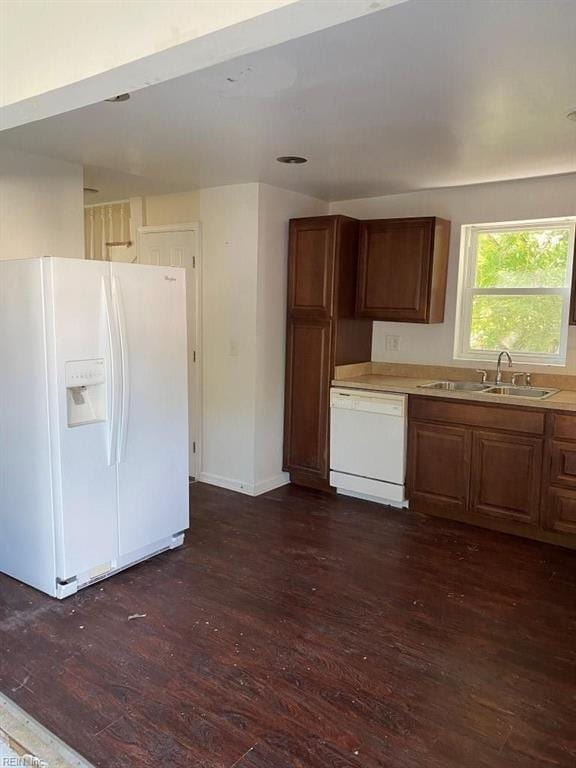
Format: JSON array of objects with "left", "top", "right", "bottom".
[
  {"left": 198, "top": 473, "right": 254, "bottom": 495},
  {"left": 198, "top": 472, "right": 289, "bottom": 497},
  {"left": 252, "top": 473, "right": 290, "bottom": 495}
]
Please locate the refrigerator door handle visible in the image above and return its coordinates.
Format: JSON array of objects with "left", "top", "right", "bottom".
[
  {"left": 103, "top": 277, "right": 121, "bottom": 466},
  {"left": 112, "top": 276, "right": 130, "bottom": 464}
]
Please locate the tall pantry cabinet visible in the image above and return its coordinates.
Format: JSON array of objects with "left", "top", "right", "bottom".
[{"left": 283, "top": 216, "right": 372, "bottom": 489}]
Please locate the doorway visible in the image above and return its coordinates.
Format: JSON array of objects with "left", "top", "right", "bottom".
[{"left": 137, "top": 224, "right": 201, "bottom": 479}]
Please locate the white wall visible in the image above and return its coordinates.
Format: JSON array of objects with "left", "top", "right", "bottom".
[
  {"left": 0, "top": 1, "right": 297, "bottom": 107},
  {"left": 143, "top": 184, "right": 260, "bottom": 491},
  {"left": 330, "top": 173, "right": 576, "bottom": 373},
  {"left": 0, "top": 1, "right": 402, "bottom": 130},
  {"left": 0, "top": 147, "right": 84, "bottom": 260},
  {"left": 196, "top": 183, "right": 260, "bottom": 492},
  {"left": 254, "top": 184, "right": 328, "bottom": 492},
  {"left": 144, "top": 181, "right": 327, "bottom": 494},
  {"left": 145, "top": 191, "right": 200, "bottom": 226}
]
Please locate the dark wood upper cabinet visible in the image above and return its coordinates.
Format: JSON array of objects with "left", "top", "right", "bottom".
[
  {"left": 283, "top": 216, "right": 372, "bottom": 490},
  {"left": 288, "top": 218, "right": 336, "bottom": 318},
  {"left": 356, "top": 217, "right": 450, "bottom": 323}
]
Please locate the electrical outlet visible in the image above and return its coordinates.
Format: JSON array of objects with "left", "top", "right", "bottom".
[{"left": 385, "top": 334, "right": 400, "bottom": 352}]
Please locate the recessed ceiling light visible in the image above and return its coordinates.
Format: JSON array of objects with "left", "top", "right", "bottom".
[
  {"left": 83, "top": 187, "right": 99, "bottom": 194},
  {"left": 105, "top": 93, "right": 130, "bottom": 103},
  {"left": 277, "top": 156, "right": 308, "bottom": 164},
  {"left": 567, "top": 109, "right": 576, "bottom": 121}
]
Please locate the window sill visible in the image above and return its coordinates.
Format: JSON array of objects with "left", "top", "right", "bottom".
[{"left": 453, "top": 355, "right": 567, "bottom": 369}]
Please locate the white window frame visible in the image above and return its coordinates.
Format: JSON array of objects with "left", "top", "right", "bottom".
[{"left": 454, "top": 217, "right": 576, "bottom": 366}]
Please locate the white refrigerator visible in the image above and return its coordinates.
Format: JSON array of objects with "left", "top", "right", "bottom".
[{"left": 0, "top": 257, "right": 189, "bottom": 599}]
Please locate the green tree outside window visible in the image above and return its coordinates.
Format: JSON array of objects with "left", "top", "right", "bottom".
[{"left": 458, "top": 223, "right": 575, "bottom": 362}]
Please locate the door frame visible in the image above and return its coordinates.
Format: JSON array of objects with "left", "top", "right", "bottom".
[{"left": 137, "top": 223, "right": 202, "bottom": 479}]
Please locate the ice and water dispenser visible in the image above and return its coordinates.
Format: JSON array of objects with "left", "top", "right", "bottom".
[{"left": 65, "top": 359, "right": 106, "bottom": 427}]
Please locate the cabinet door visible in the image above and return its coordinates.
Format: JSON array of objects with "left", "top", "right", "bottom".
[
  {"left": 356, "top": 218, "right": 434, "bottom": 322},
  {"left": 283, "top": 318, "right": 332, "bottom": 481},
  {"left": 470, "top": 431, "right": 542, "bottom": 526},
  {"left": 407, "top": 421, "right": 471, "bottom": 515},
  {"left": 543, "top": 488, "right": 576, "bottom": 536},
  {"left": 288, "top": 218, "right": 336, "bottom": 318}
]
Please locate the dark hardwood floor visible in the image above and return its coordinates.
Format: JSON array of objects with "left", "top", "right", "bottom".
[{"left": 1, "top": 483, "right": 575, "bottom": 768}]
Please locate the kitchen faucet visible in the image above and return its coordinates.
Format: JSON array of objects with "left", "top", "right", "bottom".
[{"left": 495, "top": 350, "right": 513, "bottom": 385}]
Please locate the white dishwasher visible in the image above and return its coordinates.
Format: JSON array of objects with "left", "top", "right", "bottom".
[{"left": 330, "top": 387, "right": 407, "bottom": 506}]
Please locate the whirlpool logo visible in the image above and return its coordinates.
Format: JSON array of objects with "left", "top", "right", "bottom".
[{"left": 164, "top": 276, "right": 177, "bottom": 282}]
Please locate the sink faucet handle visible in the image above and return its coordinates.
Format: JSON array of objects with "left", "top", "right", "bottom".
[
  {"left": 476, "top": 369, "right": 488, "bottom": 383},
  {"left": 511, "top": 372, "right": 525, "bottom": 386}
]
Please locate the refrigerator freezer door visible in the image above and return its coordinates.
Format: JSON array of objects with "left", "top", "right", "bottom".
[
  {"left": 0, "top": 259, "right": 57, "bottom": 596},
  {"left": 111, "top": 262, "right": 189, "bottom": 556},
  {"left": 45, "top": 259, "right": 119, "bottom": 581}
]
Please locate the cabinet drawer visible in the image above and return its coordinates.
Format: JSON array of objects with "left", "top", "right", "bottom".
[
  {"left": 551, "top": 413, "right": 576, "bottom": 441},
  {"left": 543, "top": 487, "right": 576, "bottom": 536},
  {"left": 409, "top": 396, "right": 545, "bottom": 435},
  {"left": 549, "top": 440, "right": 576, "bottom": 488}
]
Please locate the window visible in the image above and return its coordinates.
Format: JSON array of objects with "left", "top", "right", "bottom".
[{"left": 455, "top": 219, "right": 576, "bottom": 365}]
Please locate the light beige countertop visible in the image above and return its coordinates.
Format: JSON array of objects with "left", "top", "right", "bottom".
[{"left": 332, "top": 363, "right": 576, "bottom": 412}]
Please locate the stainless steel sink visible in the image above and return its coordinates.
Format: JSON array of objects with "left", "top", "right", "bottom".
[
  {"left": 419, "top": 381, "right": 558, "bottom": 400},
  {"left": 419, "top": 381, "right": 491, "bottom": 392},
  {"left": 483, "top": 385, "right": 558, "bottom": 400}
]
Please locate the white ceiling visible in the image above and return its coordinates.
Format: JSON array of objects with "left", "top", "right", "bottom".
[{"left": 1, "top": 0, "right": 575, "bottom": 203}]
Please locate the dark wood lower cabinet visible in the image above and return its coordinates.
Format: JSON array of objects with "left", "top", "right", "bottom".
[
  {"left": 469, "top": 431, "right": 542, "bottom": 527},
  {"left": 283, "top": 319, "right": 331, "bottom": 483},
  {"left": 408, "top": 422, "right": 542, "bottom": 529},
  {"left": 407, "top": 396, "right": 576, "bottom": 549}
]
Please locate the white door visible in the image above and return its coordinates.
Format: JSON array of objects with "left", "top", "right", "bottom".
[
  {"left": 110, "top": 261, "right": 189, "bottom": 557},
  {"left": 46, "top": 258, "right": 118, "bottom": 580},
  {"left": 138, "top": 227, "right": 200, "bottom": 478}
]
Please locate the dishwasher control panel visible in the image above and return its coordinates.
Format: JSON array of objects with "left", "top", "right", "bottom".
[{"left": 330, "top": 388, "right": 405, "bottom": 417}]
